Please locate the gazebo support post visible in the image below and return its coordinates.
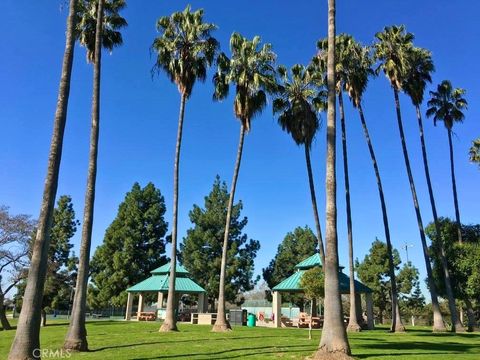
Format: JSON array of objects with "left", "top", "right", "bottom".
[
  {"left": 366, "top": 292, "right": 374, "bottom": 330},
  {"left": 137, "top": 292, "right": 145, "bottom": 321},
  {"left": 125, "top": 292, "right": 133, "bottom": 320},
  {"left": 272, "top": 291, "right": 282, "bottom": 328},
  {"left": 311, "top": 298, "right": 318, "bottom": 317},
  {"left": 198, "top": 293, "right": 206, "bottom": 313},
  {"left": 355, "top": 293, "right": 366, "bottom": 328},
  {"left": 174, "top": 293, "right": 180, "bottom": 315},
  {"left": 157, "top": 292, "right": 164, "bottom": 309}
]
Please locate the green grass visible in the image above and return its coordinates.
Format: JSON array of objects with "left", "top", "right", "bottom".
[{"left": 1, "top": 320, "right": 479, "bottom": 359}]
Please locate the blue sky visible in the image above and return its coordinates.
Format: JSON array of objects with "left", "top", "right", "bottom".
[{"left": 1, "top": 1, "right": 479, "bottom": 298}]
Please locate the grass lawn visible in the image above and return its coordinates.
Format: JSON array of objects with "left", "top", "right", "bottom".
[{"left": 1, "top": 320, "right": 479, "bottom": 359}]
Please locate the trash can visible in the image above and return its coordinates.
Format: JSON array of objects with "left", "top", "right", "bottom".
[
  {"left": 229, "top": 309, "right": 247, "bottom": 326},
  {"left": 247, "top": 313, "right": 256, "bottom": 327}
]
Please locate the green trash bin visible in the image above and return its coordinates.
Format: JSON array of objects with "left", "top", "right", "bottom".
[{"left": 247, "top": 313, "right": 256, "bottom": 327}]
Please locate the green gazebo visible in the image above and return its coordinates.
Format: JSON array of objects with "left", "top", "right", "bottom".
[
  {"left": 125, "top": 263, "right": 207, "bottom": 320},
  {"left": 271, "top": 254, "right": 374, "bottom": 329}
]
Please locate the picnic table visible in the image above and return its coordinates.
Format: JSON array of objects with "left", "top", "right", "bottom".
[
  {"left": 297, "top": 313, "right": 323, "bottom": 328},
  {"left": 138, "top": 312, "right": 157, "bottom": 321}
]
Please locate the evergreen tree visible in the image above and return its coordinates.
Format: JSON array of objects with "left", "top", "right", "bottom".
[
  {"left": 179, "top": 176, "right": 260, "bottom": 309},
  {"left": 263, "top": 226, "right": 317, "bottom": 307},
  {"left": 356, "top": 239, "right": 411, "bottom": 324},
  {"left": 426, "top": 218, "right": 480, "bottom": 331},
  {"left": 90, "top": 182, "right": 168, "bottom": 307}
]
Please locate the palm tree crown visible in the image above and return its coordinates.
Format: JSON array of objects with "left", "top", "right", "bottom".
[
  {"left": 273, "top": 64, "right": 326, "bottom": 149},
  {"left": 316, "top": 34, "right": 374, "bottom": 108},
  {"left": 426, "top": 80, "right": 467, "bottom": 130},
  {"left": 470, "top": 138, "right": 480, "bottom": 165},
  {"left": 213, "top": 32, "right": 277, "bottom": 131},
  {"left": 76, "top": 0, "right": 127, "bottom": 63},
  {"left": 374, "top": 25, "right": 414, "bottom": 90},
  {"left": 403, "top": 47, "right": 434, "bottom": 106},
  {"left": 152, "top": 5, "right": 219, "bottom": 98}
]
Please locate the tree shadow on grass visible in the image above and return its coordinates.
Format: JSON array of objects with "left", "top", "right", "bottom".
[
  {"left": 89, "top": 334, "right": 300, "bottom": 352},
  {"left": 355, "top": 352, "right": 474, "bottom": 359},
  {"left": 353, "top": 339, "right": 478, "bottom": 359},
  {"left": 130, "top": 344, "right": 315, "bottom": 359}
]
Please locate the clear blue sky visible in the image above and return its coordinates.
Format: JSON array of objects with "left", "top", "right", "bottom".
[{"left": 1, "top": 1, "right": 479, "bottom": 297}]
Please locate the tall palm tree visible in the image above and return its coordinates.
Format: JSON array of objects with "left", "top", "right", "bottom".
[
  {"left": 375, "top": 25, "right": 446, "bottom": 332},
  {"left": 212, "top": 33, "right": 276, "bottom": 332},
  {"left": 152, "top": 5, "right": 219, "bottom": 332},
  {"left": 64, "top": 0, "right": 127, "bottom": 351},
  {"left": 317, "top": 34, "right": 365, "bottom": 332},
  {"left": 346, "top": 39, "right": 405, "bottom": 332},
  {"left": 426, "top": 80, "right": 468, "bottom": 245},
  {"left": 345, "top": 42, "right": 405, "bottom": 332},
  {"left": 403, "top": 49, "right": 465, "bottom": 332},
  {"left": 8, "top": 1, "right": 78, "bottom": 358},
  {"left": 273, "top": 64, "right": 326, "bottom": 265},
  {"left": 316, "top": 0, "right": 352, "bottom": 357}
]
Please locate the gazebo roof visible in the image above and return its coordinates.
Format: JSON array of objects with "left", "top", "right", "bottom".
[
  {"left": 127, "top": 263, "right": 205, "bottom": 294},
  {"left": 295, "top": 254, "right": 322, "bottom": 269},
  {"left": 150, "top": 263, "right": 189, "bottom": 275},
  {"left": 272, "top": 254, "right": 372, "bottom": 294}
]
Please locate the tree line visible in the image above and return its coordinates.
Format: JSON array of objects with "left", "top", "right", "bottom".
[{"left": 5, "top": 1, "right": 478, "bottom": 359}]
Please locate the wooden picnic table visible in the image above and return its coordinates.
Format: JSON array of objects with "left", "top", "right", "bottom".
[{"left": 138, "top": 312, "right": 157, "bottom": 321}]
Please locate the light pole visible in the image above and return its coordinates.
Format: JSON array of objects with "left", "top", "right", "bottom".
[{"left": 402, "top": 242, "right": 414, "bottom": 263}]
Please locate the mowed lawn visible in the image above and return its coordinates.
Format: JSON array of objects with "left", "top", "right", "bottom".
[{"left": 1, "top": 320, "right": 479, "bottom": 359}]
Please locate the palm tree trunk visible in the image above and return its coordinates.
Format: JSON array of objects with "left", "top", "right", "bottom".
[
  {"left": 415, "top": 105, "right": 465, "bottom": 332},
  {"left": 357, "top": 103, "right": 404, "bottom": 332},
  {"left": 212, "top": 124, "right": 246, "bottom": 332},
  {"left": 8, "top": 1, "right": 77, "bottom": 358},
  {"left": 447, "top": 129, "right": 463, "bottom": 244},
  {"left": 304, "top": 145, "right": 325, "bottom": 265},
  {"left": 338, "top": 92, "right": 361, "bottom": 333},
  {"left": 64, "top": 0, "right": 104, "bottom": 350},
  {"left": 464, "top": 299, "right": 478, "bottom": 332},
  {"left": 393, "top": 89, "right": 446, "bottom": 332},
  {"left": 160, "top": 92, "right": 187, "bottom": 332},
  {"left": 316, "top": 1, "right": 351, "bottom": 357}
]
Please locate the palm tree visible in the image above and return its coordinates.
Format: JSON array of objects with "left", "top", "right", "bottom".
[
  {"left": 212, "top": 32, "right": 276, "bottom": 332},
  {"left": 342, "top": 38, "right": 405, "bottom": 332},
  {"left": 403, "top": 49, "right": 465, "bottom": 332},
  {"left": 470, "top": 138, "right": 480, "bottom": 165},
  {"left": 318, "top": 34, "right": 370, "bottom": 332},
  {"left": 64, "top": 0, "right": 127, "bottom": 351},
  {"left": 8, "top": 1, "right": 78, "bottom": 358},
  {"left": 273, "top": 64, "right": 326, "bottom": 265},
  {"left": 375, "top": 25, "right": 446, "bottom": 332},
  {"left": 426, "top": 80, "right": 468, "bottom": 245},
  {"left": 152, "top": 5, "right": 219, "bottom": 332},
  {"left": 316, "top": 0, "right": 352, "bottom": 357}
]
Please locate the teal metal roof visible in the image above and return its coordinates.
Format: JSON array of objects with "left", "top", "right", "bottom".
[
  {"left": 150, "top": 263, "right": 189, "bottom": 275},
  {"left": 272, "top": 271, "right": 304, "bottom": 292},
  {"left": 127, "top": 274, "right": 205, "bottom": 293},
  {"left": 272, "top": 268, "right": 372, "bottom": 294},
  {"left": 295, "top": 254, "right": 322, "bottom": 269}
]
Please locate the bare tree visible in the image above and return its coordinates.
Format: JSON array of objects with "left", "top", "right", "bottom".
[{"left": 0, "top": 206, "right": 35, "bottom": 330}]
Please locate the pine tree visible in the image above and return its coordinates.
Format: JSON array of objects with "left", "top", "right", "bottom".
[
  {"left": 90, "top": 183, "right": 168, "bottom": 307},
  {"left": 179, "top": 176, "right": 260, "bottom": 309}
]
